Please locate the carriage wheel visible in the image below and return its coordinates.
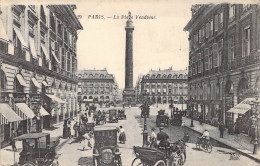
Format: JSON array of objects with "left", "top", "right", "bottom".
[
  {"left": 205, "top": 143, "right": 212, "bottom": 153},
  {"left": 131, "top": 158, "right": 144, "bottom": 166},
  {"left": 116, "top": 156, "right": 122, "bottom": 166},
  {"left": 154, "top": 160, "right": 166, "bottom": 166}
]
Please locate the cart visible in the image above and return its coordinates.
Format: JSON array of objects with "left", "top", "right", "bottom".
[
  {"left": 93, "top": 126, "right": 122, "bottom": 166},
  {"left": 118, "top": 109, "right": 126, "bottom": 120},
  {"left": 14, "top": 133, "right": 60, "bottom": 166}
]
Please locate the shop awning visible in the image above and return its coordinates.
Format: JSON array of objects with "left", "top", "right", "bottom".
[
  {"left": 16, "top": 74, "right": 29, "bottom": 87},
  {"left": 51, "top": 50, "right": 60, "bottom": 63},
  {"left": 41, "top": 43, "right": 50, "bottom": 61},
  {"left": 227, "top": 98, "right": 258, "bottom": 114},
  {"left": 14, "top": 27, "right": 28, "bottom": 47},
  {"left": 83, "top": 99, "right": 93, "bottom": 102},
  {"left": 45, "top": 94, "right": 66, "bottom": 104},
  {"left": 0, "top": 19, "right": 9, "bottom": 41},
  {"left": 42, "top": 80, "right": 50, "bottom": 87},
  {"left": 32, "top": 78, "right": 41, "bottom": 89},
  {"left": 29, "top": 37, "right": 37, "bottom": 58},
  {"left": 0, "top": 103, "right": 22, "bottom": 125},
  {"left": 39, "top": 106, "right": 49, "bottom": 116},
  {"left": 15, "top": 103, "right": 35, "bottom": 119}
]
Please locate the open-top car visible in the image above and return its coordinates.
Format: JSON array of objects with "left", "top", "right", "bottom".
[
  {"left": 108, "top": 109, "right": 119, "bottom": 123},
  {"left": 14, "top": 133, "right": 60, "bottom": 166},
  {"left": 93, "top": 126, "right": 122, "bottom": 166}
]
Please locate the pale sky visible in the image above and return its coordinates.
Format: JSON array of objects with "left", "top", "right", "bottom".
[
  {"left": 75, "top": 0, "right": 192, "bottom": 89},
  {"left": 3, "top": 0, "right": 254, "bottom": 89}
]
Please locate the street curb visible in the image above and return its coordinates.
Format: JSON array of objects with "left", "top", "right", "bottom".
[{"left": 183, "top": 125, "right": 260, "bottom": 163}]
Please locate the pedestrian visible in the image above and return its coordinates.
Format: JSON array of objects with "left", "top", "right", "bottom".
[
  {"left": 82, "top": 133, "right": 92, "bottom": 151},
  {"left": 73, "top": 122, "right": 79, "bottom": 137},
  {"left": 10, "top": 128, "right": 17, "bottom": 151},
  {"left": 63, "top": 119, "right": 68, "bottom": 139},
  {"left": 150, "top": 128, "right": 157, "bottom": 148},
  {"left": 118, "top": 126, "right": 126, "bottom": 144},
  {"left": 67, "top": 120, "right": 72, "bottom": 138},
  {"left": 219, "top": 121, "right": 225, "bottom": 138},
  {"left": 199, "top": 114, "right": 203, "bottom": 125}
]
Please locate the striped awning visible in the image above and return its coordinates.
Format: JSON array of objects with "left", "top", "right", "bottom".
[
  {"left": 0, "top": 104, "right": 22, "bottom": 125},
  {"left": 15, "top": 103, "right": 36, "bottom": 119},
  {"left": 42, "top": 80, "right": 51, "bottom": 86},
  {"left": 46, "top": 94, "right": 66, "bottom": 104},
  {"left": 39, "top": 106, "right": 49, "bottom": 116},
  {"left": 32, "top": 78, "right": 41, "bottom": 88},
  {"left": 16, "top": 74, "right": 29, "bottom": 87}
]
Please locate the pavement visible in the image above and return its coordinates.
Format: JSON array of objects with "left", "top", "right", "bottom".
[
  {"left": 0, "top": 116, "right": 77, "bottom": 166},
  {"left": 182, "top": 117, "right": 260, "bottom": 162}
]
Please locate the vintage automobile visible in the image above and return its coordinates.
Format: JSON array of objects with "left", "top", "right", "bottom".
[
  {"left": 170, "top": 110, "right": 183, "bottom": 126},
  {"left": 132, "top": 139, "right": 186, "bottom": 166},
  {"left": 118, "top": 109, "right": 126, "bottom": 120},
  {"left": 14, "top": 133, "right": 60, "bottom": 166},
  {"left": 108, "top": 109, "right": 119, "bottom": 123},
  {"left": 156, "top": 110, "right": 169, "bottom": 127},
  {"left": 93, "top": 126, "right": 122, "bottom": 166}
]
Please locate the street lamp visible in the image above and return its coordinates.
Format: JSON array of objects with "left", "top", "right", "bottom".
[
  {"left": 142, "top": 90, "right": 149, "bottom": 146},
  {"left": 250, "top": 98, "right": 259, "bottom": 155},
  {"left": 190, "top": 98, "right": 194, "bottom": 127}
]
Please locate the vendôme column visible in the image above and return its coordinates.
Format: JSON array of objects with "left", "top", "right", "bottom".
[{"left": 123, "top": 12, "right": 136, "bottom": 105}]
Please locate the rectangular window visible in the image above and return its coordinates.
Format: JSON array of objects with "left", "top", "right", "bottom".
[
  {"left": 199, "top": 29, "right": 201, "bottom": 44},
  {"left": 204, "top": 48, "right": 209, "bottom": 70},
  {"left": 214, "top": 14, "right": 218, "bottom": 32},
  {"left": 228, "top": 35, "right": 235, "bottom": 63},
  {"left": 198, "top": 53, "right": 201, "bottom": 73},
  {"left": 218, "top": 39, "right": 223, "bottom": 66},
  {"left": 206, "top": 22, "right": 210, "bottom": 38},
  {"left": 242, "top": 26, "right": 250, "bottom": 57},
  {"left": 243, "top": 4, "right": 251, "bottom": 11},
  {"left": 210, "top": 19, "right": 213, "bottom": 36},
  {"left": 209, "top": 47, "right": 213, "bottom": 69},
  {"left": 213, "top": 43, "right": 219, "bottom": 67},
  {"left": 61, "top": 48, "right": 65, "bottom": 69},
  {"left": 229, "top": 5, "right": 235, "bottom": 21}
]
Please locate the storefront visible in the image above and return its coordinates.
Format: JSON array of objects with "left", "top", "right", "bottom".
[{"left": 0, "top": 103, "right": 22, "bottom": 146}]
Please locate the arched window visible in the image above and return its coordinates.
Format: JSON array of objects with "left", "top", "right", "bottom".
[
  {"left": 0, "top": 69, "right": 7, "bottom": 90},
  {"left": 162, "top": 74, "right": 167, "bottom": 78},
  {"left": 156, "top": 74, "right": 161, "bottom": 78}
]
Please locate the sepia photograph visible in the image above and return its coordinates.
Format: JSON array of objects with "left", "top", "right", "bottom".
[{"left": 0, "top": 0, "right": 259, "bottom": 165}]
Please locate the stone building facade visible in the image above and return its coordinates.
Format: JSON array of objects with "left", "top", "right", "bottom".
[
  {"left": 0, "top": 5, "right": 82, "bottom": 146},
  {"left": 184, "top": 4, "right": 260, "bottom": 125},
  {"left": 78, "top": 69, "right": 119, "bottom": 105},
  {"left": 136, "top": 68, "right": 188, "bottom": 105}
]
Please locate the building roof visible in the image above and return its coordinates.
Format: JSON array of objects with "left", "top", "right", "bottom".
[
  {"left": 78, "top": 69, "right": 114, "bottom": 80},
  {"left": 143, "top": 67, "right": 188, "bottom": 80}
]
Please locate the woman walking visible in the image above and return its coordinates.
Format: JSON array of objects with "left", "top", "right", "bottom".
[{"left": 118, "top": 126, "right": 126, "bottom": 144}]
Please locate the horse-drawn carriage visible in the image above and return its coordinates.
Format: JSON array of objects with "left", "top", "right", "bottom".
[
  {"left": 93, "top": 126, "right": 122, "bottom": 166},
  {"left": 132, "top": 140, "right": 186, "bottom": 166},
  {"left": 118, "top": 109, "right": 126, "bottom": 120},
  {"left": 156, "top": 110, "right": 169, "bottom": 127},
  {"left": 108, "top": 109, "right": 119, "bottom": 123},
  {"left": 170, "top": 109, "right": 183, "bottom": 126},
  {"left": 14, "top": 133, "right": 60, "bottom": 166}
]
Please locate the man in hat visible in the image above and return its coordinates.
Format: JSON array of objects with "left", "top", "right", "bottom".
[
  {"left": 199, "top": 129, "right": 210, "bottom": 145},
  {"left": 157, "top": 127, "right": 169, "bottom": 148}
]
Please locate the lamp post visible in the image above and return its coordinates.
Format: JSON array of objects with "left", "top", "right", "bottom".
[
  {"left": 250, "top": 98, "right": 259, "bottom": 155},
  {"left": 190, "top": 98, "right": 194, "bottom": 127},
  {"left": 142, "top": 90, "right": 149, "bottom": 146}
]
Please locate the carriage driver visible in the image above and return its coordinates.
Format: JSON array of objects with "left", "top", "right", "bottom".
[{"left": 157, "top": 127, "right": 169, "bottom": 149}]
